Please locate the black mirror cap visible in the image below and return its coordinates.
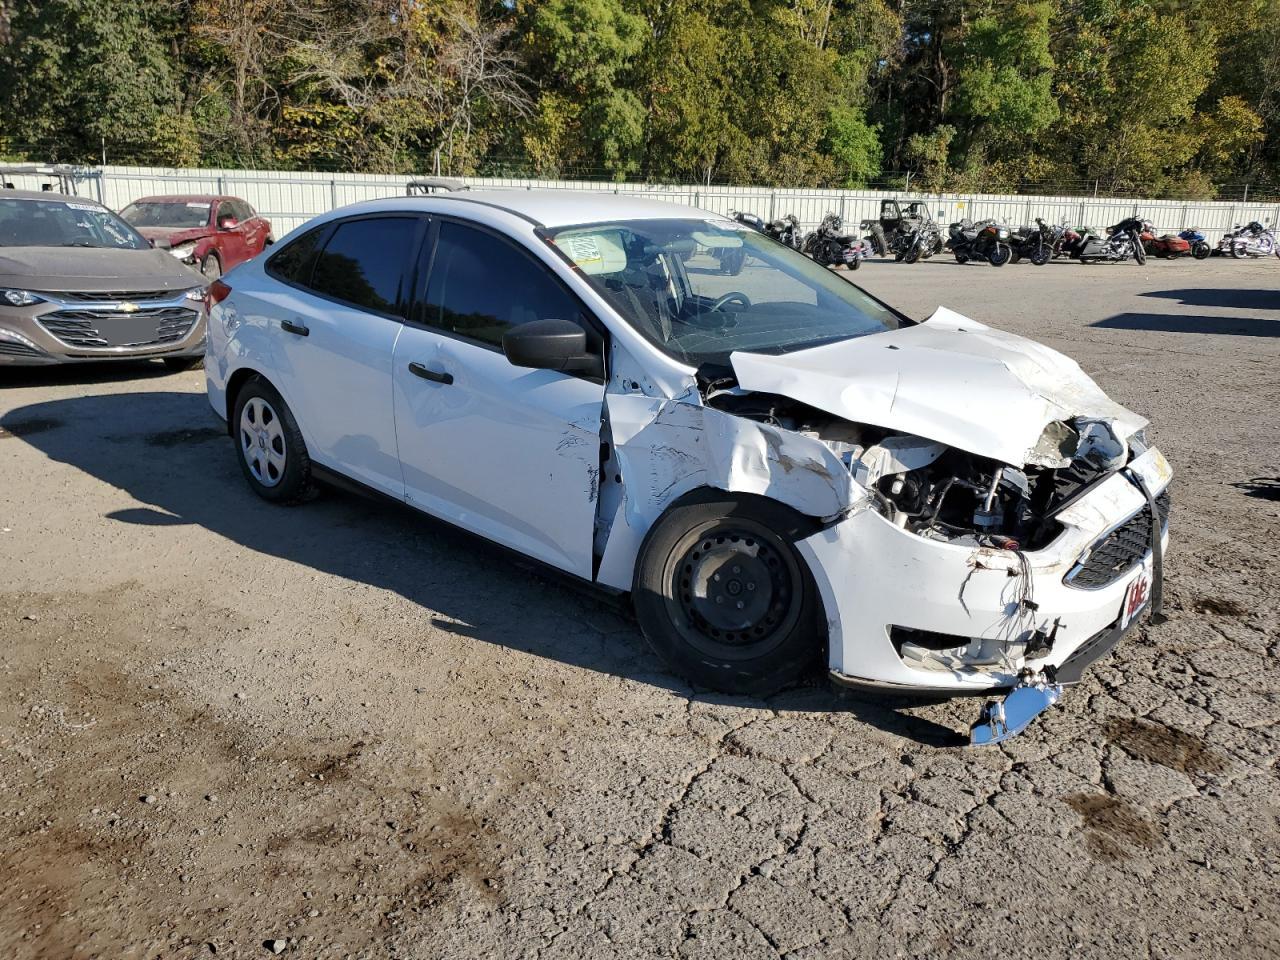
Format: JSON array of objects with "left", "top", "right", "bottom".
[{"left": 502, "top": 318, "right": 603, "bottom": 378}]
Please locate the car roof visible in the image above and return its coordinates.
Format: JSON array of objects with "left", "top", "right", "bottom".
[
  {"left": 0, "top": 188, "right": 101, "bottom": 204},
  {"left": 130, "top": 195, "right": 224, "bottom": 204},
  {"left": 418, "top": 189, "right": 718, "bottom": 229}
]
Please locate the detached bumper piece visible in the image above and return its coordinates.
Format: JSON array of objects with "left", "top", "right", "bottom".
[{"left": 970, "top": 670, "right": 1064, "bottom": 746}]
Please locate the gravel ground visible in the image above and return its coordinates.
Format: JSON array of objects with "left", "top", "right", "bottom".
[{"left": 1, "top": 255, "right": 1278, "bottom": 959}]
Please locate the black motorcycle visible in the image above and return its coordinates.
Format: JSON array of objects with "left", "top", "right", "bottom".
[
  {"left": 892, "top": 218, "right": 944, "bottom": 264},
  {"left": 802, "top": 213, "right": 871, "bottom": 270},
  {"left": 1077, "top": 216, "right": 1148, "bottom": 265},
  {"left": 946, "top": 218, "right": 1013, "bottom": 266},
  {"left": 732, "top": 211, "right": 803, "bottom": 249},
  {"left": 1009, "top": 218, "right": 1056, "bottom": 266}
]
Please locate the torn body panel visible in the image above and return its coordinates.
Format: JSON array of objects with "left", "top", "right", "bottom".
[
  {"left": 594, "top": 387, "right": 858, "bottom": 591},
  {"left": 803, "top": 447, "right": 1172, "bottom": 691}
]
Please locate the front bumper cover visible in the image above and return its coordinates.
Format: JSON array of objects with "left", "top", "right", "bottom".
[{"left": 800, "top": 446, "right": 1173, "bottom": 694}]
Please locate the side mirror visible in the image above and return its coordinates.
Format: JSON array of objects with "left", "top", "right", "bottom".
[
  {"left": 218, "top": 215, "right": 238, "bottom": 230},
  {"left": 502, "top": 319, "right": 602, "bottom": 378}
]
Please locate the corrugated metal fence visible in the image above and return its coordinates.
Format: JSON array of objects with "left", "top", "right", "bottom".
[{"left": 11, "top": 164, "right": 1280, "bottom": 243}]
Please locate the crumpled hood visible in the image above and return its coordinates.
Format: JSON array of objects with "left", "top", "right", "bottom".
[
  {"left": 0, "top": 246, "right": 203, "bottom": 292},
  {"left": 730, "top": 306, "right": 1146, "bottom": 467},
  {"left": 135, "top": 226, "right": 211, "bottom": 248}
]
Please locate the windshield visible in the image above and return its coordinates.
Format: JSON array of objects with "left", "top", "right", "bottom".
[
  {"left": 121, "top": 200, "right": 212, "bottom": 229},
  {"left": 548, "top": 218, "right": 903, "bottom": 367},
  {"left": 0, "top": 198, "right": 148, "bottom": 249}
]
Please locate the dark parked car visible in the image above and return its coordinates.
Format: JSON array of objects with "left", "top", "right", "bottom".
[
  {"left": 121, "top": 194, "right": 273, "bottom": 279},
  {"left": 0, "top": 190, "right": 207, "bottom": 369}
]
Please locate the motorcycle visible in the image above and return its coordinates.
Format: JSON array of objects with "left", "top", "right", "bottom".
[
  {"left": 1139, "top": 228, "right": 1210, "bottom": 260},
  {"left": 946, "top": 218, "right": 1013, "bottom": 266},
  {"left": 891, "top": 218, "right": 944, "bottom": 264},
  {"left": 802, "top": 212, "right": 872, "bottom": 270},
  {"left": 1222, "top": 220, "right": 1279, "bottom": 259},
  {"left": 1009, "top": 218, "right": 1056, "bottom": 265},
  {"left": 1077, "top": 217, "right": 1149, "bottom": 265},
  {"left": 732, "top": 211, "right": 803, "bottom": 249}
]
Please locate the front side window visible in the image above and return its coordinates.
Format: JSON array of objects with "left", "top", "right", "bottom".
[
  {"left": 0, "top": 198, "right": 147, "bottom": 249},
  {"left": 547, "top": 218, "right": 902, "bottom": 368},
  {"left": 421, "top": 221, "right": 587, "bottom": 348},
  {"left": 309, "top": 217, "right": 417, "bottom": 317},
  {"left": 121, "top": 200, "right": 213, "bottom": 229}
]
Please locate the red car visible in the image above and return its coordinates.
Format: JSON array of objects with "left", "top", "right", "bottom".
[{"left": 120, "top": 194, "right": 274, "bottom": 280}]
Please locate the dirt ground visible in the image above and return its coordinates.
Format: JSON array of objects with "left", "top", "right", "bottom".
[{"left": 1, "top": 254, "right": 1278, "bottom": 960}]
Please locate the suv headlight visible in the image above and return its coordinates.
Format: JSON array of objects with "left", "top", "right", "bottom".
[
  {"left": 169, "top": 241, "right": 197, "bottom": 262},
  {"left": 1, "top": 289, "right": 47, "bottom": 307}
]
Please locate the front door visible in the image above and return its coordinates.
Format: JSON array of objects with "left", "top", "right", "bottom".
[{"left": 392, "top": 219, "right": 605, "bottom": 579}]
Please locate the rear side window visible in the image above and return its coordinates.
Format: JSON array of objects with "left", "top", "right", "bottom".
[
  {"left": 310, "top": 217, "right": 417, "bottom": 318},
  {"left": 421, "top": 221, "right": 585, "bottom": 348},
  {"left": 266, "top": 226, "right": 326, "bottom": 284}
]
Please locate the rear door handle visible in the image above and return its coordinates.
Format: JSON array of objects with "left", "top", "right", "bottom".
[
  {"left": 408, "top": 362, "right": 453, "bottom": 385},
  {"left": 281, "top": 319, "right": 309, "bottom": 337}
]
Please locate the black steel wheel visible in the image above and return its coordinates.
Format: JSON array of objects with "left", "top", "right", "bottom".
[{"left": 633, "top": 495, "right": 824, "bottom": 695}]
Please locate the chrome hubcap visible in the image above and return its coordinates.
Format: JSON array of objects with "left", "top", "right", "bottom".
[{"left": 239, "top": 397, "right": 286, "bottom": 487}]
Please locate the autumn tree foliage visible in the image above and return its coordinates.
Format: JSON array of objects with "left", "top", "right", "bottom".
[{"left": 0, "top": 0, "right": 1276, "bottom": 195}]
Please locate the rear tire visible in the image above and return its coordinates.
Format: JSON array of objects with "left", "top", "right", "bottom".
[
  {"left": 633, "top": 495, "right": 825, "bottom": 696},
  {"left": 868, "top": 223, "right": 888, "bottom": 256},
  {"left": 231, "top": 376, "right": 313, "bottom": 505}
]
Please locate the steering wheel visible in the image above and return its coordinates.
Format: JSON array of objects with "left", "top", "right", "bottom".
[{"left": 710, "top": 291, "right": 751, "bottom": 312}]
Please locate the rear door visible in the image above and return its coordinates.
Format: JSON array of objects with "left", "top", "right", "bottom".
[
  {"left": 391, "top": 218, "right": 605, "bottom": 578},
  {"left": 267, "top": 213, "right": 427, "bottom": 497}
]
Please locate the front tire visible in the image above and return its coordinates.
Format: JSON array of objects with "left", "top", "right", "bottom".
[
  {"left": 232, "top": 377, "right": 313, "bottom": 504},
  {"left": 201, "top": 253, "right": 222, "bottom": 280},
  {"left": 1134, "top": 243, "right": 1146, "bottom": 265},
  {"left": 633, "top": 495, "right": 825, "bottom": 696},
  {"left": 988, "top": 243, "right": 1012, "bottom": 266},
  {"left": 1030, "top": 243, "right": 1051, "bottom": 266}
]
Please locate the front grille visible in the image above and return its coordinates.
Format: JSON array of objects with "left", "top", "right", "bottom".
[
  {"left": 37, "top": 307, "right": 198, "bottom": 349},
  {"left": 1066, "top": 489, "right": 1171, "bottom": 589},
  {"left": 42, "top": 289, "right": 184, "bottom": 303}
]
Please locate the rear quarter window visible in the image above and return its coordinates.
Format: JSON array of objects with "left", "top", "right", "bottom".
[{"left": 265, "top": 226, "right": 327, "bottom": 285}]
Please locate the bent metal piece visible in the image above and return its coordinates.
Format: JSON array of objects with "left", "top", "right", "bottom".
[{"left": 970, "top": 670, "right": 1064, "bottom": 746}]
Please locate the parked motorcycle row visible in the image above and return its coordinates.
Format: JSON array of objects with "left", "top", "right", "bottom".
[{"left": 730, "top": 205, "right": 1279, "bottom": 270}]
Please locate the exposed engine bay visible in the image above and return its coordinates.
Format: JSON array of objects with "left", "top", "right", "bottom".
[{"left": 702, "top": 385, "right": 1137, "bottom": 551}]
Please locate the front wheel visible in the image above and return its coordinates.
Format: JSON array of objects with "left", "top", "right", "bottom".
[
  {"left": 1192, "top": 243, "right": 1210, "bottom": 260},
  {"left": 200, "top": 253, "right": 222, "bottom": 280},
  {"left": 847, "top": 256, "right": 861, "bottom": 270},
  {"left": 1133, "top": 243, "right": 1146, "bottom": 265},
  {"left": 988, "top": 243, "right": 1012, "bottom": 267},
  {"left": 232, "top": 377, "right": 313, "bottom": 504},
  {"left": 633, "top": 495, "right": 825, "bottom": 696},
  {"left": 1029, "top": 243, "right": 1051, "bottom": 266}
]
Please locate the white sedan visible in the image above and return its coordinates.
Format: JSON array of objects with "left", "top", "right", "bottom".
[{"left": 204, "top": 192, "right": 1171, "bottom": 740}]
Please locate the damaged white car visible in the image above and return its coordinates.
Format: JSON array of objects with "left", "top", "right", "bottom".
[{"left": 205, "top": 192, "right": 1171, "bottom": 743}]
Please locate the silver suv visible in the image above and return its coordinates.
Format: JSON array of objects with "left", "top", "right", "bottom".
[{"left": 0, "top": 190, "right": 207, "bottom": 368}]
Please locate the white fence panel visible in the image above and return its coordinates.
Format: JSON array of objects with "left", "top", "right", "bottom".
[{"left": 10, "top": 164, "right": 1280, "bottom": 243}]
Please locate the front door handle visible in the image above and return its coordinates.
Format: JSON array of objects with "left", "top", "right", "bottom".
[
  {"left": 281, "top": 319, "right": 309, "bottom": 337},
  {"left": 408, "top": 362, "right": 453, "bottom": 385}
]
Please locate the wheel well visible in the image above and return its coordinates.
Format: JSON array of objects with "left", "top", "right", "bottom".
[
  {"left": 223, "top": 368, "right": 262, "bottom": 433},
  {"left": 652, "top": 488, "right": 823, "bottom": 543}
]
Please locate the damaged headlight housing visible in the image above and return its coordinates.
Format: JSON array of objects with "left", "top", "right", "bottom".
[
  {"left": 1, "top": 289, "right": 46, "bottom": 307},
  {"left": 168, "top": 241, "right": 197, "bottom": 262}
]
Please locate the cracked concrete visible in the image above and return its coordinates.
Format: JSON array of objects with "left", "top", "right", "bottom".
[{"left": 1, "top": 256, "right": 1278, "bottom": 958}]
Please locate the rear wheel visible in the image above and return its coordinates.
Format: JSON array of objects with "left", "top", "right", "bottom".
[
  {"left": 954, "top": 252, "right": 969, "bottom": 264},
  {"left": 633, "top": 495, "right": 825, "bottom": 696},
  {"left": 1231, "top": 241, "right": 1247, "bottom": 259},
  {"left": 868, "top": 223, "right": 888, "bottom": 255},
  {"left": 232, "top": 377, "right": 313, "bottom": 504}
]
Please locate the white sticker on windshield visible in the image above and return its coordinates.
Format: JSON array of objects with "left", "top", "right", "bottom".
[
  {"left": 65, "top": 202, "right": 100, "bottom": 211},
  {"left": 186, "top": 202, "right": 208, "bottom": 209},
  {"left": 563, "top": 234, "right": 603, "bottom": 265}
]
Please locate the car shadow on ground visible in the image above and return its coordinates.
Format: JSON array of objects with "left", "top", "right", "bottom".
[
  {"left": 0, "top": 358, "right": 184, "bottom": 388},
  {"left": 1139, "top": 288, "right": 1280, "bottom": 312},
  {"left": 2, "top": 389, "right": 967, "bottom": 748},
  {"left": 1092, "top": 312, "right": 1280, "bottom": 337}
]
